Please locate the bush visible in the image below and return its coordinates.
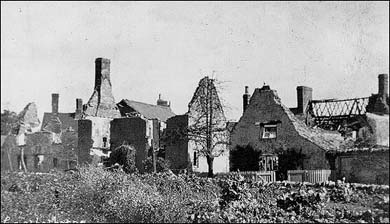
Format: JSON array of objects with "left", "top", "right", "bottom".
[
  {"left": 142, "top": 157, "right": 171, "bottom": 173},
  {"left": 108, "top": 144, "right": 138, "bottom": 173}
]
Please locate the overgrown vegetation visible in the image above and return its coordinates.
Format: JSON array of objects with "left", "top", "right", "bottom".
[
  {"left": 142, "top": 156, "right": 171, "bottom": 173},
  {"left": 107, "top": 144, "right": 138, "bottom": 173},
  {"left": 1, "top": 109, "right": 19, "bottom": 135},
  {"left": 1, "top": 166, "right": 389, "bottom": 223}
]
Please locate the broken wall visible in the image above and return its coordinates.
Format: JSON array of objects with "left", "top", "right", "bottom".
[
  {"left": 366, "top": 113, "right": 389, "bottom": 146},
  {"left": 110, "top": 117, "right": 148, "bottom": 172},
  {"left": 1, "top": 131, "right": 77, "bottom": 172},
  {"left": 165, "top": 115, "right": 190, "bottom": 171}
]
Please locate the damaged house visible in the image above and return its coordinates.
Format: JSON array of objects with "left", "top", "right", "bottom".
[
  {"left": 78, "top": 58, "right": 122, "bottom": 165},
  {"left": 230, "top": 84, "right": 345, "bottom": 180},
  {"left": 77, "top": 58, "right": 176, "bottom": 172},
  {"left": 165, "top": 77, "right": 230, "bottom": 176},
  {"left": 230, "top": 73, "right": 389, "bottom": 184},
  {"left": 114, "top": 96, "right": 175, "bottom": 157},
  {"left": 326, "top": 74, "right": 389, "bottom": 184},
  {"left": 1, "top": 99, "right": 79, "bottom": 172}
]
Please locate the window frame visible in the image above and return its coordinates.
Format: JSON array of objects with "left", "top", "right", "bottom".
[{"left": 261, "top": 124, "right": 277, "bottom": 139}]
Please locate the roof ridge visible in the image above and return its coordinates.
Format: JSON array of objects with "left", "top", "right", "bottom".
[{"left": 123, "top": 99, "right": 173, "bottom": 110}]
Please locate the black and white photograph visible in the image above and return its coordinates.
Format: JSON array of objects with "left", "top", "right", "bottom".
[{"left": 1, "top": 1, "right": 389, "bottom": 223}]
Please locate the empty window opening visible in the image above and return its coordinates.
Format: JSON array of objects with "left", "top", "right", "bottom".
[
  {"left": 261, "top": 125, "right": 277, "bottom": 139},
  {"left": 103, "top": 137, "right": 107, "bottom": 148},
  {"left": 193, "top": 152, "right": 199, "bottom": 167}
]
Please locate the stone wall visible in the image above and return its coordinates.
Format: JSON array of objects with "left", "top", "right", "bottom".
[
  {"left": 336, "top": 151, "right": 389, "bottom": 185},
  {"left": 110, "top": 117, "right": 148, "bottom": 172}
]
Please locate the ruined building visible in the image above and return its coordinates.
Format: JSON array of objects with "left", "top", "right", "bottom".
[
  {"left": 230, "top": 73, "right": 389, "bottom": 184},
  {"left": 77, "top": 58, "right": 175, "bottom": 172},
  {"left": 78, "top": 58, "right": 121, "bottom": 165},
  {"left": 41, "top": 93, "right": 80, "bottom": 141},
  {"left": 326, "top": 74, "right": 389, "bottom": 184},
  {"left": 165, "top": 77, "right": 230, "bottom": 175},
  {"left": 1, "top": 100, "right": 79, "bottom": 172}
]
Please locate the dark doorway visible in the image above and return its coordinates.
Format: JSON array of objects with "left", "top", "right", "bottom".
[{"left": 277, "top": 148, "right": 306, "bottom": 181}]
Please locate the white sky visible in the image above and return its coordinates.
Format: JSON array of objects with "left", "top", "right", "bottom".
[{"left": 1, "top": 1, "right": 389, "bottom": 121}]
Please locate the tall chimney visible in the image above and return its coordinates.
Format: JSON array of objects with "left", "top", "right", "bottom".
[
  {"left": 75, "top": 98, "right": 83, "bottom": 119},
  {"left": 84, "top": 57, "right": 121, "bottom": 118},
  {"left": 297, "top": 86, "right": 312, "bottom": 114},
  {"left": 378, "top": 74, "right": 389, "bottom": 97},
  {"left": 52, "top": 93, "right": 59, "bottom": 114},
  {"left": 243, "top": 86, "right": 250, "bottom": 113},
  {"left": 95, "top": 58, "right": 111, "bottom": 91}
]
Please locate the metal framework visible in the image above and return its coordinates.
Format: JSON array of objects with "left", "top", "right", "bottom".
[{"left": 306, "top": 97, "right": 369, "bottom": 130}]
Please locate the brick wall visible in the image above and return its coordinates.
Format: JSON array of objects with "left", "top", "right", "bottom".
[{"left": 336, "top": 151, "right": 389, "bottom": 184}]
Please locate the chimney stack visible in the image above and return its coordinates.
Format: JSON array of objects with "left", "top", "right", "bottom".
[
  {"left": 75, "top": 98, "right": 83, "bottom": 118},
  {"left": 243, "top": 86, "right": 250, "bottom": 113},
  {"left": 157, "top": 94, "right": 169, "bottom": 107},
  {"left": 84, "top": 57, "right": 121, "bottom": 118},
  {"left": 378, "top": 74, "right": 389, "bottom": 97},
  {"left": 296, "top": 86, "right": 312, "bottom": 114},
  {"left": 52, "top": 93, "right": 59, "bottom": 114},
  {"left": 95, "top": 58, "right": 111, "bottom": 91}
]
